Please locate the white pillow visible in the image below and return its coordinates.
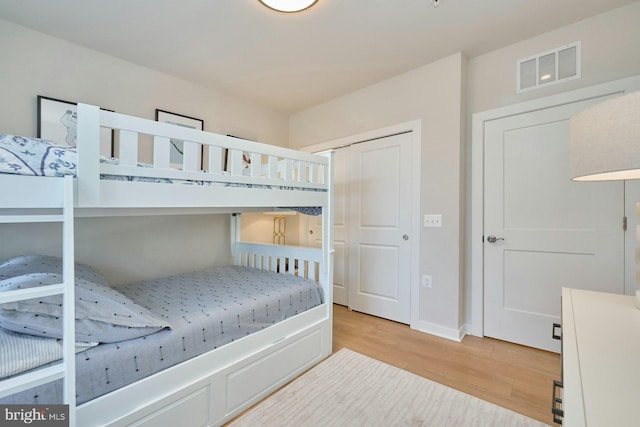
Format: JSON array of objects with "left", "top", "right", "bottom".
[
  {"left": 0, "top": 272, "right": 170, "bottom": 342},
  {"left": 0, "top": 254, "right": 107, "bottom": 285}
]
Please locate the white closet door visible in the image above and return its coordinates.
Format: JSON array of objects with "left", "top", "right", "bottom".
[
  {"left": 484, "top": 97, "right": 624, "bottom": 352},
  {"left": 348, "top": 132, "right": 412, "bottom": 324}
]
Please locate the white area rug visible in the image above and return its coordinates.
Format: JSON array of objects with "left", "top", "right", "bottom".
[{"left": 230, "top": 348, "right": 547, "bottom": 427}]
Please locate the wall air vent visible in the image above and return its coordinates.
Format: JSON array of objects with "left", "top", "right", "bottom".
[{"left": 517, "top": 41, "right": 581, "bottom": 93}]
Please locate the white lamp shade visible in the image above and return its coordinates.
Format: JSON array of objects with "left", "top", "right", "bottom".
[
  {"left": 570, "top": 90, "right": 640, "bottom": 181},
  {"left": 258, "top": 0, "right": 318, "bottom": 13}
]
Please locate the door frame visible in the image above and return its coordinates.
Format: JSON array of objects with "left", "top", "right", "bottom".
[
  {"left": 471, "top": 75, "right": 640, "bottom": 337},
  {"left": 302, "top": 120, "right": 422, "bottom": 328}
]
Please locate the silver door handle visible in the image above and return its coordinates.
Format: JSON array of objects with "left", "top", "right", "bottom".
[{"left": 487, "top": 235, "right": 504, "bottom": 243}]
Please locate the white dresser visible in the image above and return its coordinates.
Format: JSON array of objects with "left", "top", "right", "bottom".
[{"left": 559, "top": 288, "right": 640, "bottom": 426}]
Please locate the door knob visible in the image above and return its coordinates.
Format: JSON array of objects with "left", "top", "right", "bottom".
[
  {"left": 402, "top": 234, "right": 409, "bottom": 241},
  {"left": 487, "top": 235, "right": 504, "bottom": 243}
]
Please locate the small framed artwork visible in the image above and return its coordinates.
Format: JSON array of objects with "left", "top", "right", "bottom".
[
  {"left": 37, "top": 95, "right": 115, "bottom": 157},
  {"left": 155, "top": 109, "right": 204, "bottom": 170}
]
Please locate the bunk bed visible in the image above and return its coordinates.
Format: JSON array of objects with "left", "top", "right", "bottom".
[{"left": 0, "top": 104, "right": 334, "bottom": 427}]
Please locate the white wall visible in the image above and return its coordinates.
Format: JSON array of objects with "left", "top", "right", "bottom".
[
  {"left": 290, "top": 53, "right": 466, "bottom": 338},
  {"left": 0, "top": 19, "right": 289, "bottom": 284},
  {"left": 0, "top": 20, "right": 288, "bottom": 147},
  {"left": 467, "top": 2, "right": 640, "bottom": 116},
  {"left": 1, "top": 215, "right": 230, "bottom": 286},
  {"left": 465, "top": 2, "right": 640, "bottom": 324}
]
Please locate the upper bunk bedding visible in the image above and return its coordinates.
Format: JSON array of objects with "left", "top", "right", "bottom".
[{"left": 0, "top": 256, "right": 324, "bottom": 405}]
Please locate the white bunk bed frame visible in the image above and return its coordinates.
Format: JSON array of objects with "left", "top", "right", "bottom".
[{"left": 0, "top": 104, "right": 334, "bottom": 427}]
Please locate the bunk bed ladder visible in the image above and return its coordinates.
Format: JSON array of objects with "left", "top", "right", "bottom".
[{"left": 0, "top": 176, "right": 76, "bottom": 426}]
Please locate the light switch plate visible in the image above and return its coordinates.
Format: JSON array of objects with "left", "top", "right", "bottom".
[{"left": 424, "top": 214, "right": 442, "bottom": 227}]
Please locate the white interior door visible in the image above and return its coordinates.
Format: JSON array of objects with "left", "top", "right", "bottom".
[
  {"left": 348, "top": 133, "right": 412, "bottom": 324},
  {"left": 484, "top": 97, "right": 624, "bottom": 352}
]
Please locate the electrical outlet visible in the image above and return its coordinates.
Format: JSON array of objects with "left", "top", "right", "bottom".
[
  {"left": 422, "top": 274, "right": 432, "bottom": 288},
  {"left": 424, "top": 214, "right": 442, "bottom": 227}
]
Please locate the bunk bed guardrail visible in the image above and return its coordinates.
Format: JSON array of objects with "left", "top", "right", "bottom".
[
  {"left": 75, "top": 104, "right": 329, "bottom": 208},
  {"left": 234, "top": 241, "right": 322, "bottom": 281}
]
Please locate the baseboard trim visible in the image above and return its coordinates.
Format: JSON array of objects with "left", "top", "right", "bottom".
[{"left": 411, "top": 320, "right": 466, "bottom": 342}]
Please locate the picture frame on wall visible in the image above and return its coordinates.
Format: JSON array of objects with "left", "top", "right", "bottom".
[
  {"left": 37, "top": 95, "right": 115, "bottom": 158},
  {"left": 155, "top": 109, "right": 205, "bottom": 170}
]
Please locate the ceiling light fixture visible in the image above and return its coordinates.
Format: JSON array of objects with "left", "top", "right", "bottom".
[{"left": 258, "top": 0, "right": 318, "bottom": 13}]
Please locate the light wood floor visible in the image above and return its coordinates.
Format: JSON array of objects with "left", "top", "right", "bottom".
[{"left": 332, "top": 304, "right": 561, "bottom": 426}]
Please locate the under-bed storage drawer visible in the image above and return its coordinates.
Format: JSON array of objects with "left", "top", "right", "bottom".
[
  {"left": 128, "top": 385, "right": 211, "bottom": 427},
  {"left": 118, "top": 328, "right": 325, "bottom": 427},
  {"left": 225, "top": 328, "right": 323, "bottom": 414}
]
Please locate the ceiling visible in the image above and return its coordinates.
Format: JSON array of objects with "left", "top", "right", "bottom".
[{"left": 0, "top": 0, "right": 636, "bottom": 114}]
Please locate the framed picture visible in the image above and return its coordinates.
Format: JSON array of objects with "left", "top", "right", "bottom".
[
  {"left": 37, "top": 95, "right": 115, "bottom": 157},
  {"left": 155, "top": 109, "right": 204, "bottom": 170}
]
